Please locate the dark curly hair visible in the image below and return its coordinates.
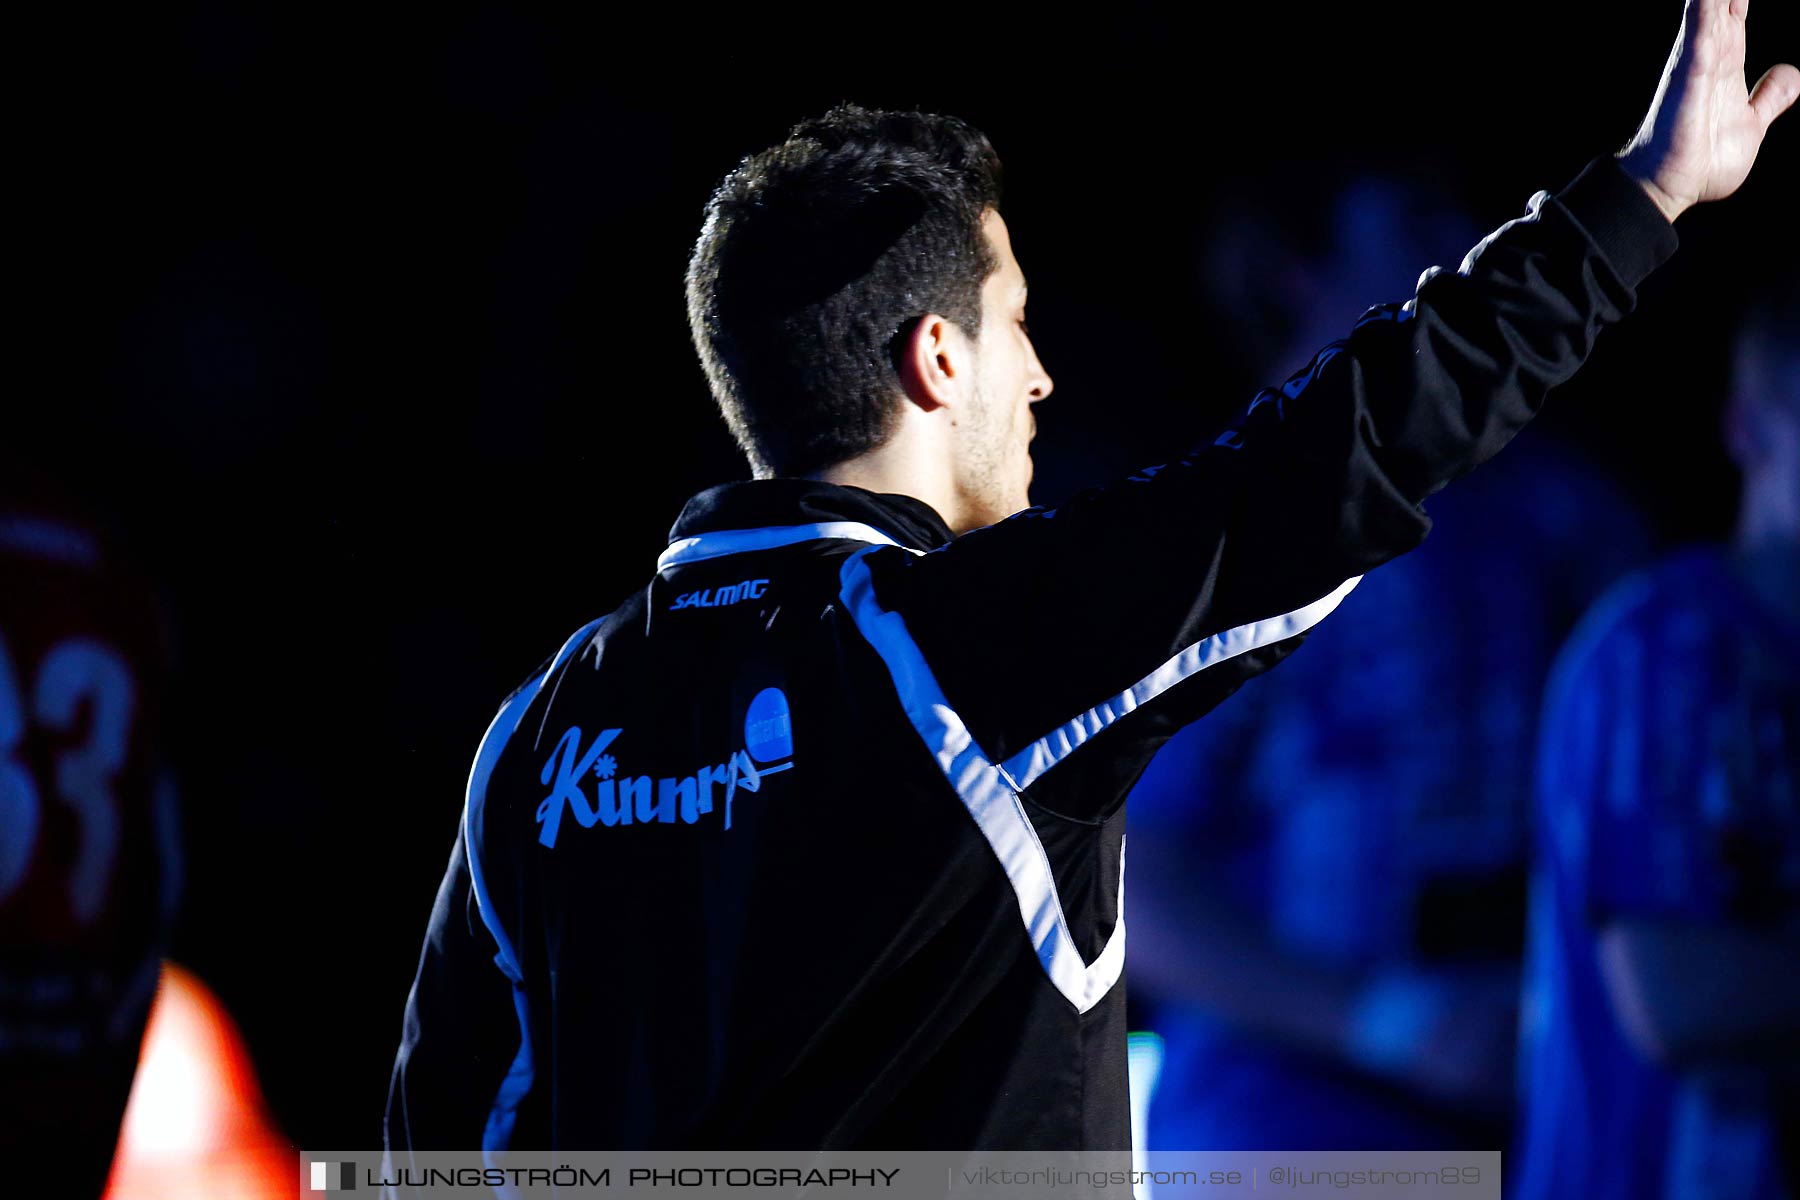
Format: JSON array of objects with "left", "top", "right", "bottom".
[{"left": 685, "top": 104, "right": 1004, "bottom": 478}]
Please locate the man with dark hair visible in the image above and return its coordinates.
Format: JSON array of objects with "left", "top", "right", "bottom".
[
  {"left": 686, "top": 106, "right": 1007, "bottom": 486},
  {"left": 385, "top": 0, "right": 1795, "bottom": 1161}
]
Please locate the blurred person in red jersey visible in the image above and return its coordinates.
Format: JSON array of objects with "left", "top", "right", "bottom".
[{"left": 0, "top": 452, "right": 182, "bottom": 1198}]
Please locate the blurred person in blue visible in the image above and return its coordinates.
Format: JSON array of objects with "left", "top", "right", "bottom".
[
  {"left": 1125, "top": 176, "right": 1653, "bottom": 1152},
  {"left": 1514, "top": 287, "right": 1800, "bottom": 1200}
]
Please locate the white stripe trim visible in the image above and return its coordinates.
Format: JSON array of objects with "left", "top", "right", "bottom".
[
  {"left": 658, "top": 521, "right": 915, "bottom": 572},
  {"left": 838, "top": 546, "right": 1125, "bottom": 1014},
  {"left": 1000, "top": 575, "right": 1362, "bottom": 790}
]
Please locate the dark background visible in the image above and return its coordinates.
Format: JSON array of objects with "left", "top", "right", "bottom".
[{"left": 19, "top": 2, "right": 1797, "bottom": 1147}]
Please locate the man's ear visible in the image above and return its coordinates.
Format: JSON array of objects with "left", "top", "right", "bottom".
[{"left": 893, "top": 312, "right": 967, "bottom": 413}]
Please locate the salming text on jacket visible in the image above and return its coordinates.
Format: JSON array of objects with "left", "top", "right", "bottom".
[{"left": 383, "top": 158, "right": 1677, "bottom": 1159}]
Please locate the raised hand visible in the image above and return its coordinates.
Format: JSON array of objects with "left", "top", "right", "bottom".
[{"left": 1619, "top": 0, "right": 1799, "bottom": 221}]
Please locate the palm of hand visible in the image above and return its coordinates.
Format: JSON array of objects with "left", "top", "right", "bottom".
[{"left": 1624, "top": 0, "right": 1798, "bottom": 215}]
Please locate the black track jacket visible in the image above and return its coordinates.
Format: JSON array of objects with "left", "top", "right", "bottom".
[{"left": 383, "top": 158, "right": 1677, "bottom": 1159}]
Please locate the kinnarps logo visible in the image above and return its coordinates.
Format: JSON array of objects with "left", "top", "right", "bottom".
[{"left": 535, "top": 687, "right": 795, "bottom": 848}]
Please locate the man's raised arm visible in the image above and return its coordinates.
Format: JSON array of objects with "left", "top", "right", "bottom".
[{"left": 850, "top": 0, "right": 1794, "bottom": 824}]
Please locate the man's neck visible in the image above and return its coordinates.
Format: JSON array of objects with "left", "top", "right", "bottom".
[{"left": 805, "top": 450, "right": 971, "bottom": 535}]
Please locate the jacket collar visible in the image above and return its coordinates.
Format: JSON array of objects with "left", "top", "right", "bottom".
[{"left": 667, "top": 478, "right": 955, "bottom": 554}]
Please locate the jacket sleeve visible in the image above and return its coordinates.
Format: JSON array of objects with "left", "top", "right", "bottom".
[
  {"left": 382, "top": 821, "right": 526, "bottom": 1169},
  {"left": 843, "top": 156, "right": 1679, "bottom": 822}
]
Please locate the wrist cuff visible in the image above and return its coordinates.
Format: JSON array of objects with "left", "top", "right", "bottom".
[{"left": 1555, "top": 157, "right": 1680, "bottom": 289}]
